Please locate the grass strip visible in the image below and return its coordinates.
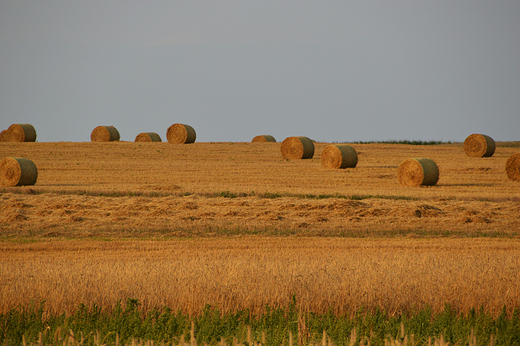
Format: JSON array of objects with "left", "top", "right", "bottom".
[{"left": 2, "top": 299, "right": 519, "bottom": 345}]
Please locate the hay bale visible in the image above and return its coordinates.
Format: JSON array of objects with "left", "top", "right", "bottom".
[
  {"left": 463, "top": 134, "right": 495, "bottom": 157},
  {"left": 0, "top": 130, "right": 10, "bottom": 142},
  {"left": 506, "top": 153, "right": 520, "bottom": 182},
  {"left": 167, "top": 124, "right": 196, "bottom": 144},
  {"left": 397, "top": 158, "right": 439, "bottom": 187},
  {"left": 321, "top": 144, "right": 357, "bottom": 169},
  {"left": 0, "top": 157, "right": 38, "bottom": 187},
  {"left": 6, "top": 124, "right": 37, "bottom": 142},
  {"left": 252, "top": 135, "right": 276, "bottom": 143},
  {"left": 135, "top": 132, "right": 162, "bottom": 142},
  {"left": 91, "top": 126, "right": 120, "bottom": 142},
  {"left": 280, "top": 136, "right": 314, "bottom": 159}
]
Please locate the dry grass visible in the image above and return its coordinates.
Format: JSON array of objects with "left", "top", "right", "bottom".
[{"left": 1, "top": 237, "right": 519, "bottom": 318}]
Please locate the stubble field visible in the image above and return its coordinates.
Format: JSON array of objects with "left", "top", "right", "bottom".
[{"left": 1, "top": 141, "right": 519, "bottom": 319}]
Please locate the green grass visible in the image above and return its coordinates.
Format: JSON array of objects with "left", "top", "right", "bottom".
[{"left": 2, "top": 299, "right": 519, "bottom": 345}]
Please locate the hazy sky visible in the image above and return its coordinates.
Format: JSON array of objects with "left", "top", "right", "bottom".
[{"left": 1, "top": 1, "right": 519, "bottom": 142}]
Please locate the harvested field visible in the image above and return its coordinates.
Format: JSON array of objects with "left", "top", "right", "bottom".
[
  {"left": 0, "top": 141, "right": 518, "bottom": 236},
  {"left": 0, "top": 141, "right": 519, "bottom": 317}
]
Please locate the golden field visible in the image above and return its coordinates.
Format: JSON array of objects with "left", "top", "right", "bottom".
[
  {"left": 0, "top": 141, "right": 519, "bottom": 316},
  {"left": 1, "top": 238, "right": 519, "bottom": 317}
]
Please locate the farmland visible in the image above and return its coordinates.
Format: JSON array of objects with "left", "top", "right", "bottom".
[
  {"left": 1, "top": 141, "right": 519, "bottom": 237},
  {"left": 1, "top": 140, "right": 520, "bottom": 344}
]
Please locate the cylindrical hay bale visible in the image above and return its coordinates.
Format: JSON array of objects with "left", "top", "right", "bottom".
[
  {"left": 167, "top": 124, "right": 196, "bottom": 144},
  {"left": 397, "top": 158, "right": 439, "bottom": 187},
  {"left": 463, "top": 134, "right": 495, "bottom": 157},
  {"left": 321, "top": 144, "right": 357, "bottom": 169},
  {"left": 0, "top": 157, "right": 38, "bottom": 187},
  {"left": 252, "top": 135, "right": 276, "bottom": 143},
  {"left": 91, "top": 126, "right": 120, "bottom": 142},
  {"left": 0, "top": 130, "right": 10, "bottom": 142},
  {"left": 506, "top": 153, "right": 520, "bottom": 182},
  {"left": 135, "top": 132, "right": 162, "bottom": 142},
  {"left": 280, "top": 136, "right": 315, "bottom": 159},
  {"left": 7, "top": 124, "right": 37, "bottom": 142}
]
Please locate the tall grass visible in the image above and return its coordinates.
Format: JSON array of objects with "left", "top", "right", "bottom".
[{"left": 2, "top": 300, "right": 520, "bottom": 345}]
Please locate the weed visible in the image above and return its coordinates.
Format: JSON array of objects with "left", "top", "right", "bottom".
[{"left": 2, "top": 302, "right": 519, "bottom": 345}]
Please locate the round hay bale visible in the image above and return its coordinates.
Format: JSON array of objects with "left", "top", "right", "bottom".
[
  {"left": 280, "top": 136, "right": 315, "bottom": 159},
  {"left": 167, "top": 124, "right": 196, "bottom": 144},
  {"left": 505, "top": 153, "right": 520, "bottom": 182},
  {"left": 135, "top": 132, "right": 162, "bottom": 142},
  {"left": 321, "top": 144, "right": 357, "bottom": 169},
  {"left": 7, "top": 124, "right": 37, "bottom": 142},
  {"left": 0, "top": 157, "right": 38, "bottom": 187},
  {"left": 0, "top": 130, "right": 10, "bottom": 142},
  {"left": 463, "top": 134, "right": 495, "bottom": 157},
  {"left": 252, "top": 135, "right": 276, "bottom": 143},
  {"left": 91, "top": 126, "right": 120, "bottom": 142},
  {"left": 397, "top": 158, "right": 439, "bottom": 187}
]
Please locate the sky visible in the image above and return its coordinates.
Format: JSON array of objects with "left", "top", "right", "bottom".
[{"left": 1, "top": 1, "right": 519, "bottom": 143}]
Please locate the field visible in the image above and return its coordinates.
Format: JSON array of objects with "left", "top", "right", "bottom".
[
  {"left": 1, "top": 141, "right": 520, "bottom": 344},
  {"left": 1, "top": 141, "right": 519, "bottom": 237}
]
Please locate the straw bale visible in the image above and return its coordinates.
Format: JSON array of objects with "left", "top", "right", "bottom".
[
  {"left": 167, "top": 124, "right": 196, "bottom": 144},
  {"left": 280, "top": 136, "right": 314, "bottom": 159},
  {"left": 0, "top": 157, "right": 38, "bottom": 187},
  {"left": 91, "top": 126, "right": 120, "bottom": 142},
  {"left": 463, "top": 134, "right": 495, "bottom": 157},
  {"left": 505, "top": 153, "right": 520, "bottom": 182},
  {"left": 0, "top": 130, "right": 10, "bottom": 142},
  {"left": 135, "top": 132, "right": 162, "bottom": 142},
  {"left": 397, "top": 158, "right": 439, "bottom": 187},
  {"left": 252, "top": 135, "right": 276, "bottom": 143},
  {"left": 321, "top": 144, "right": 357, "bottom": 169},
  {"left": 6, "top": 124, "right": 37, "bottom": 142}
]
